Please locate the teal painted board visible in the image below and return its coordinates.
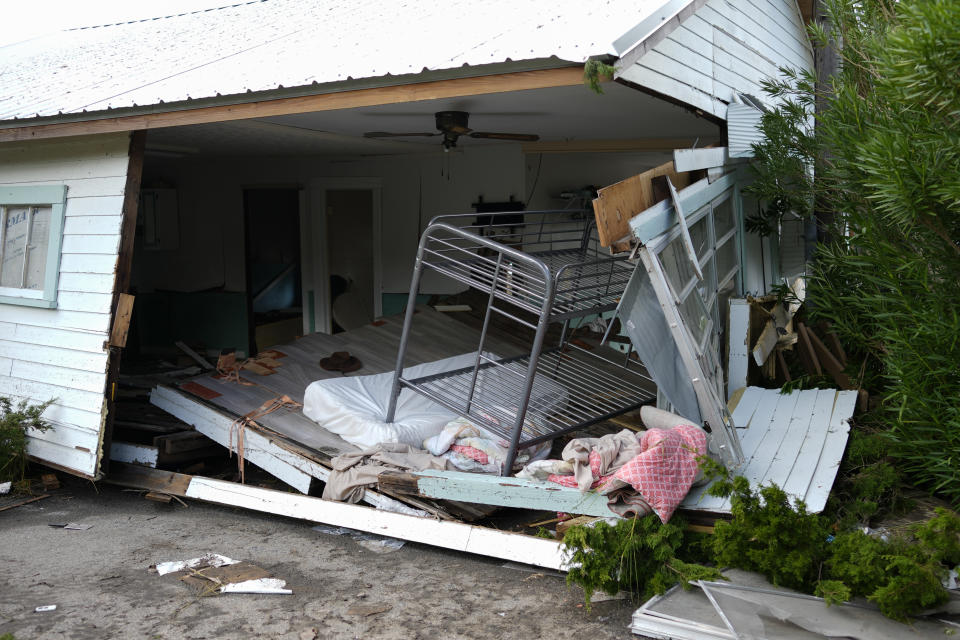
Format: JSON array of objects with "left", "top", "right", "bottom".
[{"left": 410, "top": 469, "right": 615, "bottom": 518}]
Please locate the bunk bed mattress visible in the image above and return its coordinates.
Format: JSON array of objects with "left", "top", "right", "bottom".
[{"left": 302, "top": 352, "right": 568, "bottom": 449}]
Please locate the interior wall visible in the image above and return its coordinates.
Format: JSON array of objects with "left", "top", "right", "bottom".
[
  {"left": 136, "top": 144, "right": 681, "bottom": 318},
  {"left": 137, "top": 144, "right": 524, "bottom": 297},
  {"left": 523, "top": 151, "right": 673, "bottom": 211}
]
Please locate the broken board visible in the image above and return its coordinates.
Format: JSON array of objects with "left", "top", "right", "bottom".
[{"left": 680, "top": 386, "right": 857, "bottom": 514}]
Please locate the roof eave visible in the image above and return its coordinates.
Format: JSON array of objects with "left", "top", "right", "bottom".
[{"left": 0, "top": 58, "right": 583, "bottom": 136}]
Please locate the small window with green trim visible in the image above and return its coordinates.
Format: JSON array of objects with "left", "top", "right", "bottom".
[{"left": 0, "top": 185, "right": 67, "bottom": 308}]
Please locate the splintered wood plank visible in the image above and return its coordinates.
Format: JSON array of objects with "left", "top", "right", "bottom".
[
  {"left": 109, "top": 293, "right": 135, "bottom": 348},
  {"left": 780, "top": 389, "right": 839, "bottom": 507},
  {"left": 592, "top": 160, "right": 690, "bottom": 247},
  {"left": 106, "top": 461, "right": 192, "bottom": 495},
  {"left": 718, "top": 389, "right": 801, "bottom": 512},
  {"left": 379, "top": 469, "right": 615, "bottom": 518},
  {"left": 807, "top": 328, "right": 851, "bottom": 389},
  {"left": 757, "top": 389, "right": 819, "bottom": 493},
  {"left": 795, "top": 322, "right": 822, "bottom": 376},
  {"left": 804, "top": 390, "right": 857, "bottom": 513},
  {"left": 730, "top": 386, "right": 765, "bottom": 429},
  {"left": 185, "top": 477, "right": 570, "bottom": 570}
]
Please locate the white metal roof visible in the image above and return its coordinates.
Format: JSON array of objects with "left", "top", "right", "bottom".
[{"left": 0, "top": 0, "right": 666, "bottom": 122}]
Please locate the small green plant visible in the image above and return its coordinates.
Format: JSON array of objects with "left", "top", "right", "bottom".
[
  {"left": 0, "top": 396, "right": 54, "bottom": 483},
  {"left": 583, "top": 59, "right": 617, "bottom": 94},
  {"left": 562, "top": 514, "right": 723, "bottom": 608}
]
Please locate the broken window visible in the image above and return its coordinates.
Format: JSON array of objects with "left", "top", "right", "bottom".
[{"left": 0, "top": 185, "right": 67, "bottom": 308}]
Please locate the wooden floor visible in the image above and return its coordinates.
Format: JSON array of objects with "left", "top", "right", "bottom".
[
  {"left": 681, "top": 386, "right": 858, "bottom": 514},
  {"left": 164, "top": 307, "right": 523, "bottom": 459}
]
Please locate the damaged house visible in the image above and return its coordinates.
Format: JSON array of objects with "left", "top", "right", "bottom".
[{"left": 0, "top": 0, "right": 853, "bottom": 581}]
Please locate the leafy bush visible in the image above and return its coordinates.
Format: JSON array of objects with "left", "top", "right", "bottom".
[
  {"left": 710, "top": 477, "right": 959, "bottom": 621},
  {"left": 747, "top": 0, "right": 960, "bottom": 505},
  {"left": 562, "top": 514, "right": 723, "bottom": 608},
  {"left": 0, "top": 396, "right": 53, "bottom": 483}
]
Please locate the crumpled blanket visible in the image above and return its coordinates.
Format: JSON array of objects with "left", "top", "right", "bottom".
[
  {"left": 520, "top": 423, "right": 708, "bottom": 523},
  {"left": 322, "top": 443, "right": 450, "bottom": 503},
  {"left": 423, "top": 417, "right": 551, "bottom": 474},
  {"left": 601, "top": 425, "right": 707, "bottom": 523}
]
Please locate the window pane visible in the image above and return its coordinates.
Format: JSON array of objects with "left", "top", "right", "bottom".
[
  {"left": 717, "top": 237, "right": 738, "bottom": 282},
  {"left": 25, "top": 207, "right": 51, "bottom": 290},
  {"left": 659, "top": 234, "right": 695, "bottom": 295},
  {"left": 679, "top": 289, "right": 711, "bottom": 348},
  {"left": 1, "top": 207, "right": 29, "bottom": 288},
  {"left": 689, "top": 213, "right": 710, "bottom": 259},
  {"left": 713, "top": 197, "right": 735, "bottom": 240}
]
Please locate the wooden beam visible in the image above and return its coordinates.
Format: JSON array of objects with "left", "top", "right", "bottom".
[
  {"left": 520, "top": 137, "right": 711, "bottom": 154},
  {"left": 378, "top": 469, "right": 617, "bottom": 518},
  {"left": 0, "top": 67, "right": 586, "bottom": 143},
  {"left": 184, "top": 475, "right": 571, "bottom": 570},
  {"left": 673, "top": 147, "right": 729, "bottom": 172},
  {"left": 109, "top": 293, "right": 135, "bottom": 347}
]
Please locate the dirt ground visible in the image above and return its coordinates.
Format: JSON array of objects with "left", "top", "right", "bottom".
[{"left": 0, "top": 475, "right": 638, "bottom": 640}]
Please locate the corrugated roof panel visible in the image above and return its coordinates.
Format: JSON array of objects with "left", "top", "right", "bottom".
[{"left": 0, "top": 0, "right": 666, "bottom": 121}]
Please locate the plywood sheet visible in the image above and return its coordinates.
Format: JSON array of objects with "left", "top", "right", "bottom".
[{"left": 592, "top": 160, "right": 690, "bottom": 247}]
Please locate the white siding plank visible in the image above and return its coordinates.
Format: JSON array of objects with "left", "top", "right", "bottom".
[
  {"left": 0, "top": 375, "right": 105, "bottom": 414},
  {"left": 26, "top": 437, "right": 97, "bottom": 477},
  {"left": 11, "top": 360, "right": 107, "bottom": 393},
  {"left": 57, "top": 272, "right": 117, "bottom": 295},
  {"left": 619, "top": 63, "right": 724, "bottom": 116},
  {"left": 59, "top": 253, "right": 118, "bottom": 275},
  {"left": 60, "top": 234, "right": 121, "bottom": 255},
  {"left": 0, "top": 339, "right": 108, "bottom": 372},
  {"left": 63, "top": 215, "right": 123, "bottom": 236},
  {"left": 0, "top": 305, "right": 111, "bottom": 332},
  {"left": 55, "top": 290, "right": 113, "bottom": 314},
  {"left": 63, "top": 195, "right": 125, "bottom": 217},
  {"left": 3, "top": 176, "right": 127, "bottom": 198},
  {"left": 12, "top": 323, "right": 107, "bottom": 353},
  {"left": 0, "top": 357, "right": 11, "bottom": 376},
  {"left": 1, "top": 389, "right": 104, "bottom": 432}
]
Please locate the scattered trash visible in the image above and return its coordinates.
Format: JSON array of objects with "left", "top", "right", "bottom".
[
  {"left": 346, "top": 602, "right": 392, "bottom": 617},
  {"left": 34, "top": 605, "right": 56, "bottom": 613},
  {"left": 299, "top": 629, "right": 318, "bottom": 640},
  {"left": 589, "top": 591, "right": 629, "bottom": 603},
  {"left": 48, "top": 523, "right": 93, "bottom": 530},
  {"left": 154, "top": 553, "right": 238, "bottom": 576},
  {"left": 0, "top": 481, "right": 10, "bottom": 495},
  {"left": 0, "top": 493, "right": 49, "bottom": 512},
  {"left": 312, "top": 524, "right": 405, "bottom": 553},
  {"left": 220, "top": 578, "right": 292, "bottom": 595}
]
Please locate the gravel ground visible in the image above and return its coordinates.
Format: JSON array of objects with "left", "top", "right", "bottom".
[{"left": 0, "top": 475, "right": 638, "bottom": 640}]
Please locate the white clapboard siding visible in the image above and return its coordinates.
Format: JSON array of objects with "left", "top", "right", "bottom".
[
  {"left": 617, "top": 0, "right": 814, "bottom": 119},
  {"left": 0, "top": 132, "right": 131, "bottom": 478},
  {"left": 60, "top": 253, "right": 119, "bottom": 275}
]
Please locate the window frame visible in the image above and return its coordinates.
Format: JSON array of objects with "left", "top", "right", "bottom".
[{"left": 0, "top": 185, "right": 68, "bottom": 308}]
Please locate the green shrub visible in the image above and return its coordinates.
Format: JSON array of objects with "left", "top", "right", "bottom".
[
  {"left": 747, "top": 0, "right": 960, "bottom": 506},
  {"left": 0, "top": 396, "right": 53, "bottom": 483}
]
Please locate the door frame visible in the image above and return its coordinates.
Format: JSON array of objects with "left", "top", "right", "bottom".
[{"left": 305, "top": 177, "right": 383, "bottom": 334}]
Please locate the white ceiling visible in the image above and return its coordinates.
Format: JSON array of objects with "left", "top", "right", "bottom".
[{"left": 145, "top": 82, "right": 720, "bottom": 157}]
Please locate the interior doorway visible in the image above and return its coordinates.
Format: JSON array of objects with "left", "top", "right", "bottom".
[
  {"left": 243, "top": 187, "right": 302, "bottom": 354},
  {"left": 306, "top": 178, "right": 382, "bottom": 335},
  {"left": 326, "top": 189, "right": 375, "bottom": 332}
]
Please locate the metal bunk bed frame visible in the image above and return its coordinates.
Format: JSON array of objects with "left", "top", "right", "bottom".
[{"left": 385, "top": 209, "right": 656, "bottom": 473}]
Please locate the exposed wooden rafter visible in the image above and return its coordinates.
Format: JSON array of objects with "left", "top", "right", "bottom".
[{"left": 0, "top": 67, "right": 587, "bottom": 143}]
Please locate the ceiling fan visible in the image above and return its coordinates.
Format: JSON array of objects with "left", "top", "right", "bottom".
[{"left": 363, "top": 111, "right": 539, "bottom": 151}]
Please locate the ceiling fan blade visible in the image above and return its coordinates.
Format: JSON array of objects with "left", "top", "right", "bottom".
[
  {"left": 468, "top": 132, "right": 540, "bottom": 142},
  {"left": 362, "top": 131, "right": 438, "bottom": 138}
]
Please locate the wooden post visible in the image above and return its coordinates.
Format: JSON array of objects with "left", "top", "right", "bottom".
[{"left": 100, "top": 130, "right": 146, "bottom": 478}]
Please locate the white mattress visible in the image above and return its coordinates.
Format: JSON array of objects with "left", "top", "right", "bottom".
[{"left": 302, "top": 353, "right": 568, "bottom": 450}]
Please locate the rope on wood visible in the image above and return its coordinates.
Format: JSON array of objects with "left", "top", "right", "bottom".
[{"left": 228, "top": 394, "right": 302, "bottom": 483}]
